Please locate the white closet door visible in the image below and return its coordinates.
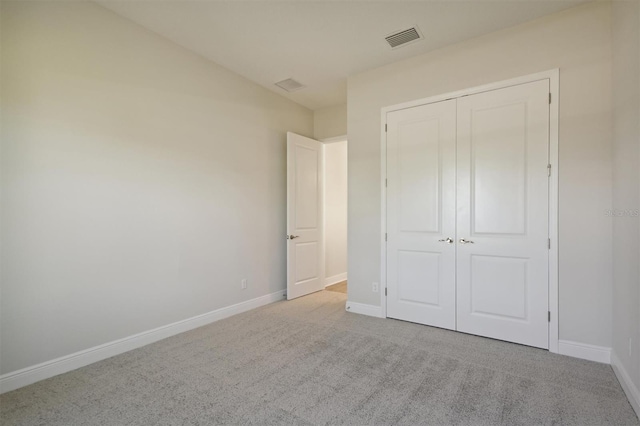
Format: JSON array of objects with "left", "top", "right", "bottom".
[
  {"left": 386, "top": 100, "right": 457, "bottom": 330},
  {"left": 456, "top": 80, "right": 550, "bottom": 349}
]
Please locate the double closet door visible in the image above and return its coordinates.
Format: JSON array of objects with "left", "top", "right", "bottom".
[{"left": 386, "top": 80, "right": 550, "bottom": 349}]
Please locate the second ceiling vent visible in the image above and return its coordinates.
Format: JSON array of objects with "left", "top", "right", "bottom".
[
  {"left": 275, "top": 78, "right": 305, "bottom": 92},
  {"left": 385, "top": 26, "right": 423, "bottom": 49}
]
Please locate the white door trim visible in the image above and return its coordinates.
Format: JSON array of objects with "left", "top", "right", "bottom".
[
  {"left": 380, "top": 69, "right": 560, "bottom": 353},
  {"left": 320, "top": 135, "right": 348, "bottom": 144}
]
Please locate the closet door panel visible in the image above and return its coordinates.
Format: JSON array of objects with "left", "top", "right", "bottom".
[
  {"left": 386, "top": 100, "right": 457, "bottom": 330},
  {"left": 456, "top": 80, "right": 550, "bottom": 349}
]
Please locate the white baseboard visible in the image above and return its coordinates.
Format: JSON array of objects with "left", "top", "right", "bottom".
[
  {"left": 325, "top": 273, "right": 347, "bottom": 287},
  {"left": 345, "top": 300, "right": 384, "bottom": 318},
  {"left": 0, "top": 290, "right": 286, "bottom": 394},
  {"left": 611, "top": 351, "right": 640, "bottom": 419},
  {"left": 558, "top": 339, "right": 611, "bottom": 364}
]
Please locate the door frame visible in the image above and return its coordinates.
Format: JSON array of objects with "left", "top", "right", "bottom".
[{"left": 380, "top": 69, "right": 560, "bottom": 353}]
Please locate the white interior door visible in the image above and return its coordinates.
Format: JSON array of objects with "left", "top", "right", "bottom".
[
  {"left": 386, "top": 100, "right": 457, "bottom": 330},
  {"left": 456, "top": 80, "right": 550, "bottom": 349},
  {"left": 287, "top": 132, "right": 325, "bottom": 300}
]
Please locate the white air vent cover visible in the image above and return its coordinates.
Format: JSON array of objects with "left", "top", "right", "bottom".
[
  {"left": 385, "top": 27, "right": 423, "bottom": 49},
  {"left": 275, "top": 78, "right": 305, "bottom": 92}
]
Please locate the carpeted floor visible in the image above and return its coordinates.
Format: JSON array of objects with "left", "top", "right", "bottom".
[
  {"left": 1, "top": 291, "right": 638, "bottom": 426},
  {"left": 325, "top": 281, "right": 347, "bottom": 294}
]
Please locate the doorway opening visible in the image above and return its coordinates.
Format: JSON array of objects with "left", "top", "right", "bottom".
[{"left": 323, "top": 137, "right": 348, "bottom": 295}]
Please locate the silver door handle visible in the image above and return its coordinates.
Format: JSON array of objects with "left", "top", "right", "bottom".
[
  {"left": 438, "top": 237, "right": 454, "bottom": 244},
  {"left": 459, "top": 238, "right": 474, "bottom": 244},
  {"left": 287, "top": 235, "right": 300, "bottom": 240}
]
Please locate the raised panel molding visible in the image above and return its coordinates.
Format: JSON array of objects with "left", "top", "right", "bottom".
[
  {"left": 471, "top": 102, "right": 527, "bottom": 235},
  {"left": 294, "top": 145, "right": 319, "bottom": 229},
  {"left": 295, "top": 242, "right": 319, "bottom": 282},
  {"left": 398, "top": 250, "right": 440, "bottom": 305},
  {"left": 398, "top": 117, "right": 441, "bottom": 233},
  {"left": 470, "top": 255, "right": 528, "bottom": 320}
]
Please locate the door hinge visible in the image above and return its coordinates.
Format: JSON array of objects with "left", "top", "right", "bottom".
[
  {"left": 385, "top": 178, "right": 388, "bottom": 187},
  {"left": 547, "top": 164, "right": 551, "bottom": 177},
  {"left": 385, "top": 287, "right": 387, "bottom": 296},
  {"left": 385, "top": 124, "right": 388, "bottom": 132},
  {"left": 548, "top": 238, "right": 551, "bottom": 249},
  {"left": 549, "top": 93, "right": 552, "bottom": 104},
  {"left": 385, "top": 233, "right": 388, "bottom": 242},
  {"left": 548, "top": 311, "right": 551, "bottom": 322}
]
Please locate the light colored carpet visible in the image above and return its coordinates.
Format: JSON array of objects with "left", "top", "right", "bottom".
[
  {"left": 1, "top": 290, "right": 638, "bottom": 425},
  {"left": 325, "top": 281, "right": 347, "bottom": 294}
]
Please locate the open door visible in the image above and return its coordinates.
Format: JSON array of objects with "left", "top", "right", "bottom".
[{"left": 287, "top": 132, "right": 325, "bottom": 300}]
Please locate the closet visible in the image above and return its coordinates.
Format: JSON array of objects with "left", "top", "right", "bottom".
[{"left": 385, "top": 79, "right": 551, "bottom": 349}]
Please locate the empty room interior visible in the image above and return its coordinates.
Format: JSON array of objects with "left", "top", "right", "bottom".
[{"left": 1, "top": 0, "right": 640, "bottom": 424}]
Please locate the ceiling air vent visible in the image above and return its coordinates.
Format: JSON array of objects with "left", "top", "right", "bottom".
[
  {"left": 385, "top": 27, "right": 423, "bottom": 49},
  {"left": 275, "top": 78, "right": 305, "bottom": 92}
]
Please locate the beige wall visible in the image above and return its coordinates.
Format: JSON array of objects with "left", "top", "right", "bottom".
[
  {"left": 612, "top": 0, "right": 640, "bottom": 401},
  {"left": 314, "top": 104, "right": 347, "bottom": 140},
  {"left": 324, "top": 141, "right": 348, "bottom": 283},
  {"left": 348, "top": 2, "right": 613, "bottom": 347},
  {"left": 0, "top": 1, "right": 313, "bottom": 374}
]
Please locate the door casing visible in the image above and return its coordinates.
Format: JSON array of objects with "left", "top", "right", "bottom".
[{"left": 380, "top": 69, "right": 560, "bottom": 353}]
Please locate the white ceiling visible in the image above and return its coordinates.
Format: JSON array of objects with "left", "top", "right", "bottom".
[{"left": 97, "top": 0, "right": 589, "bottom": 110}]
